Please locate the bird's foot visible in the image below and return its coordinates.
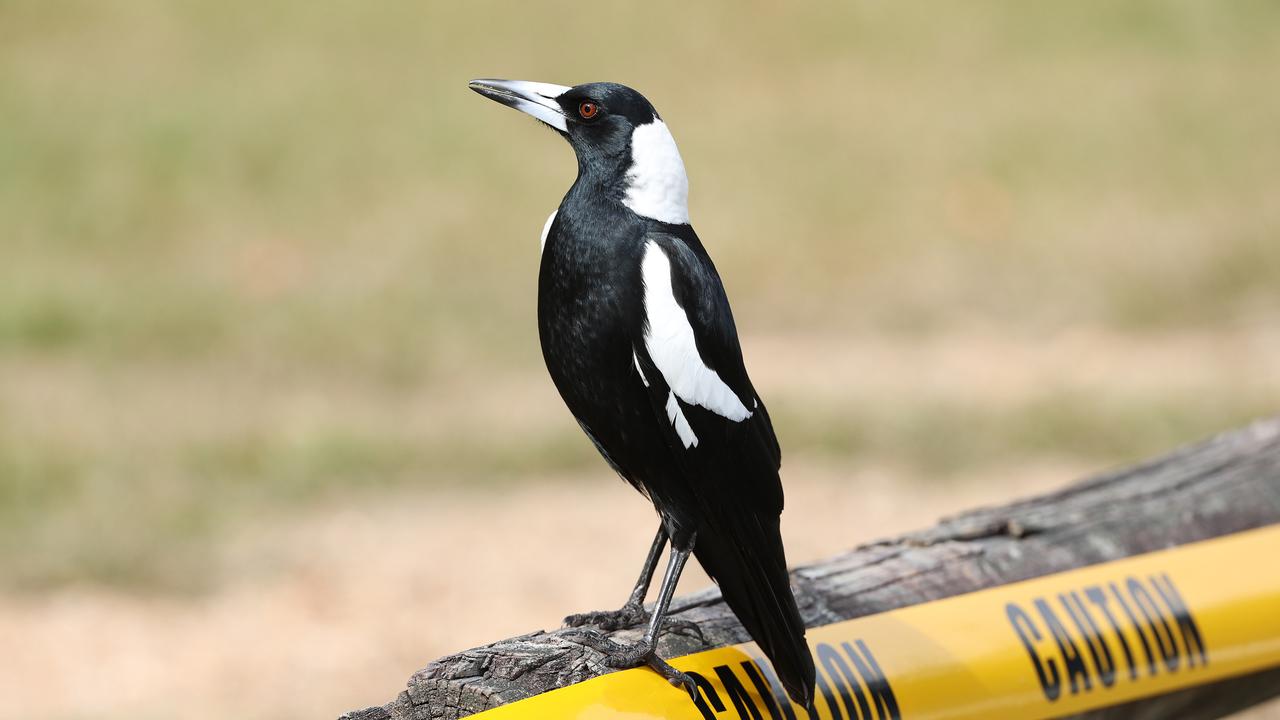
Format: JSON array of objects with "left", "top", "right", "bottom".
[
  {"left": 562, "top": 601, "right": 649, "bottom": 631},
  {"left": 660, "top": 618, "right": 707, "bottom": 644},
  {"left": 562, "top": 604, "right": 705, "bottom": 644},
  {"left": 562, "top": 628, "right": 699, "bottom": 701}
]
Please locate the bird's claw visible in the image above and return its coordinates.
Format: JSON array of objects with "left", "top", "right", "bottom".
[
  {"left": 561, "top": 629, "right": 699, "bottom": 701},
  {"left": 646, "top": 653, "right": 699, "bottom": 701},
  {"left": 563, "top": 604, "right": 703, "bottom": 644},
  {"left": 561, "top": 627, "right": 627, "bottom": 656},
  {"left": 660, "top": 618, "right": 706, "bottom": 644},
  {"left": 562, "top": 601, "right": 649, "bottom": 631},
  {"left": 667, "top": 670, "right": 700, "bottom": 701},
  {"left": 562, "top": 628, "right": 649, "bottom": 668}
]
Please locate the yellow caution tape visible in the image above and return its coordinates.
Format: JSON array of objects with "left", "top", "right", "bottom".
[{"left": 471, "top": 524, "right": 1280, "bottom": 719}]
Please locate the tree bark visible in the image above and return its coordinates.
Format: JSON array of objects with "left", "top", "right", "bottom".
[{"left": 341, "top": 417, "right": 1280, "bottom": 720}]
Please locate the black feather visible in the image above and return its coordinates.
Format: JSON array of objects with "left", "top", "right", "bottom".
[{"left": 694, "top": 515, "right": 815, "bottom": 709}]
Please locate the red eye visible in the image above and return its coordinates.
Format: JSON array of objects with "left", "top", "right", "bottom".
[{"left": 578, "top": 102, "right": 599, "bottom": 119}]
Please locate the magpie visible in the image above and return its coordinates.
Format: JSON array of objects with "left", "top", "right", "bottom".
[{"left": 468, "top": 78, "right": 816, "bottom": 708}]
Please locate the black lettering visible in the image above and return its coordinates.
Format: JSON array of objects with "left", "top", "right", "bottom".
[
  {"left": 1008, "top": 602, "right": 1061, "bottom": 700},
  {"left": 687, "top": 671, "right": 725, "bottom": 719},
  {"left": 843, "top": 640, "right": 901, "bottom": 720},
  {"left": 752, "top": 658, "right": 804, "bottom": 719},
  {"left": 716, "top": 664, "right": 766, "bottom": 720},
  {"left": 742, "top": 659, "right": 793, "bottom": 720},
  {"left": 817, "top": 642, "right": 871, "bottom": 719},
  {"left": 1035, "top": 598, "right": 1091, "bottom": 694},
  {"left": 1152, "top": 573, "right": 1208, "bottom": 668},
  {"left": 813, "top": 663, "right": 846, "bottom": 720},
  {"left": 1061, "top": 591, "right": 1116, "bottom": 687},
  {"left": 1128, "top": 577, "right": 1180, "bottom": 672},
  {"left": 1111, "top": 581, "right": 1158, "bottom": 676},
  {"left": 1086, "top": 585, "right": 1138, "bottom": 681}
]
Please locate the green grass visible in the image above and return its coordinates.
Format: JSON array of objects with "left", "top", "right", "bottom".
[
  {"left": 776, "top": 391, "right": 1280, "bottom": 475},
  {"left": 1, "top": 0, "right": 1278, "bottom": 591}
]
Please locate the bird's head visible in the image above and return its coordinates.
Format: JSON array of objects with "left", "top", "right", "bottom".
[{"left": 468, "top": 79, "right": 689, "bottom": 224}]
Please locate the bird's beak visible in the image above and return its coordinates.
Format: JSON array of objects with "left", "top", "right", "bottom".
[{"left": 469, "top": 79, "right": 573, "bottom": 133}]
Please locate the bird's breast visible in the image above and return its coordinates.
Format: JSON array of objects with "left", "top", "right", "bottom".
[
  {"left": 536, "top": 225, "right": 646, "bottom": 410},
  {"left": 538, "top": 265, "right": 630, "bottom": 378}
]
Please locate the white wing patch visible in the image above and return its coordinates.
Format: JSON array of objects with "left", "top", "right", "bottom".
[
  {"left": 539, "top": 210, "right": 557, "bottom": 252},
  {"left": 666, "top": 391, "right": 698, "bottom": 448},
  {"left": 623, "top": 120, "right": 690, "bottom": 225},
  {"left": 641, "top": 242, "right": 752, "bottom": 434}
]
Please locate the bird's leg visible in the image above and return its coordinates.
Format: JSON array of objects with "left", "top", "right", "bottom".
[
  {"left": 563, "top": 525, "right": 666, "bottom": 630},
  {"left": 564, "top": 536, "right": 700, "bottom": 700},
  {"left": 635, "top": 541, "right": 699, "bottom": 697}
]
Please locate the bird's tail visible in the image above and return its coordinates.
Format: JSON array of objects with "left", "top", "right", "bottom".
[{"left": 693, "top": 517, "right": 815, "bottom": 709}]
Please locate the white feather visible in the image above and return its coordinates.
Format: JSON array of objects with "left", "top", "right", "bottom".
[
  {"left": 666, "top": 392, "right": 698, "bottom": 448},
  {"left": 641, "top": 242, "right": 752, "bottom": 424},
  {"left": 539, "top": 210, "right": 557, "bottom": 252},
  {"left": 623, "top": 120, "right": 690, "bottom": 225},
  {"left": 632, "top": 349, "right": 649, "bottom": 387}
]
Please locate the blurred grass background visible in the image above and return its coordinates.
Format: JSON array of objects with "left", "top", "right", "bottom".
[{"left": 1, "top": 1, "right": 1278, "bottom": 717}]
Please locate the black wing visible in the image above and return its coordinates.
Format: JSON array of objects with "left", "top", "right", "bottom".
[
  {"left": 630, "top": 228, "right": 814, "bottom": 707},
  {"left": 631, "top": 229, "right": 781, "bottom": 483}
]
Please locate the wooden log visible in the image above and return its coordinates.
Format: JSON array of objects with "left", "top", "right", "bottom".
[{"left": 341, "top": 417, "right": 1280, "bottom": 720}]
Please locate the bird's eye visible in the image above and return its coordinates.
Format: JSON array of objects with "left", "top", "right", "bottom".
[{"left": 578, "top": 102, "right": 599, "bottom": 119}]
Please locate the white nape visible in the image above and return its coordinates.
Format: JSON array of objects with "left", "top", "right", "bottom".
[
  {"left": 666, "top": 392, "right": 698, "bottom": 448},
  {"left": 539, "top": 210, "right": 557, "bottom": 252},
  {"left": 623, "top": 119, "right": 690, "bottom": 225},
  {"left": 641, "top": 242, "right": 752, "bottom": 426}
]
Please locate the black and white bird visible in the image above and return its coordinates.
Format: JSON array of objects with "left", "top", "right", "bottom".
[{"left": 468, "top": 78, "right": 815, "bottom": 708}]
